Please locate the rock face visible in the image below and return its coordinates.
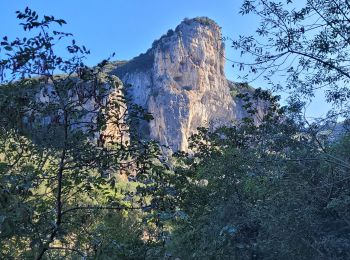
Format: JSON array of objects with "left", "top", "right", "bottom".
[{"left": 112, "top": 17, "right": 253, "bottom": 151}]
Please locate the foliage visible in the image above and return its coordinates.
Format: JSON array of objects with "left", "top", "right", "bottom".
[
  {"left": 181, "top": 17, "right": 218, "bottom": 27},
  {"left": 114, "top": 51, "right": 154, "bottom": 77},
  {"left": 0, "top": 8, "right": 170, "bottom": 259},
  {"left": 168, "top": 92, "right": 350, "bottom": 259},
  {"left": 232, "top": 0, "right": 350, "bottom": 118},
  {"left": 2, "top": 3, "right": 350, "bottom": 260},
  {"left": 165, "top": 1, "right": 350, "bottom": 258}
]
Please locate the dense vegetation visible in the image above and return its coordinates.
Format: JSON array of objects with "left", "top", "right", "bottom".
[
  {"left": 1, "top": 1, "right": 350, "bottom": 259},
  {"left": 169, "top": 99, "right": 350, "bottom": 259}
]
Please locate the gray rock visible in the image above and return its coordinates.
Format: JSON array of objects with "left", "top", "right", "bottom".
[{"left": 113, "top": 17, "right": 253, "bottom": 151}]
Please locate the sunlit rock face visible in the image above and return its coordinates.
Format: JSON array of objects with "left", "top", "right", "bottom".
[{"left": 112, "top": 17, "right": 253, "bottom": 151}]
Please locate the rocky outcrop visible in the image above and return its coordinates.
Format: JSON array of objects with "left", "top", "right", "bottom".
[
  {"left": 6, "top": 17, "right": 266, "bottom": 152},
  {"left": 111, "top": 17, "right": 258, "bottom": 151}
]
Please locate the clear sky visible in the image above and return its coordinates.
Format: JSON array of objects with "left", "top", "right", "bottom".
[{"left": 0, "top": 0, "right": 329, "bottom": 118}]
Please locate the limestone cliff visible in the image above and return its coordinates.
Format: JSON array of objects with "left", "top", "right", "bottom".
[{"left": 112, "top": 17, "right": 258, "bottom": 151}]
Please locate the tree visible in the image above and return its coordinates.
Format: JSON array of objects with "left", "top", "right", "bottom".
[
  {"left": 169, "top": 92, "right": 350, "bottom": 259},
  {"left": 0, "top": 8, "right": 168, "bottom": 259},
  {"left": 232, "top": 0, "right": 350, "bottom": 119}
]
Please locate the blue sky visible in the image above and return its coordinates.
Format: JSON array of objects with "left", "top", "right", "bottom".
[{"left": 1, "top": 0, "right": 329, "bottom": 118}]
